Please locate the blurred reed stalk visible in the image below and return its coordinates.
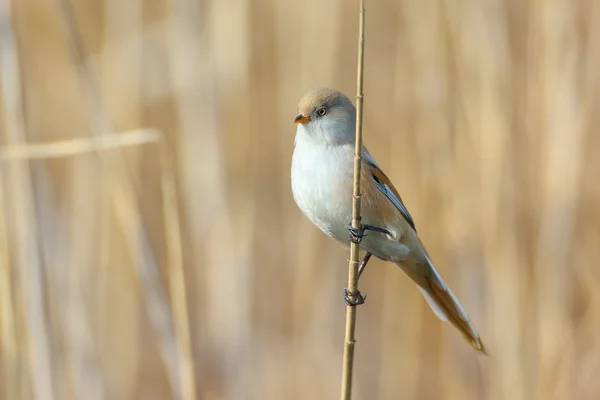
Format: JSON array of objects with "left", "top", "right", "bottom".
[
  {"left": 0, "top": 4, "right": 22, "bottom": 395},
  {"left": 340, "top": 1, "right": 366, "bottom": 399},
  {"left": 0, "top": 0, "right": 55, "bottom": 398},
  {"left": 0, "top": 0, "right": 198, "bottom": 397},
  {"left": 0, "top": 128, "right": 189, "bottom": 399},
  {"left": 52, "top": 0, "right": 197, "bottom": 398}
]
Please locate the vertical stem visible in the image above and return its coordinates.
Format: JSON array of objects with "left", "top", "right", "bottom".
[
  {"left": 0, "top": 0, "right": 56, "bottom": 398},
  {"left": 54, "top": 1, "right": 196, "bottom": 398},
  {"left": 340, "top": 1, "right": 365, "bottom": 399}
]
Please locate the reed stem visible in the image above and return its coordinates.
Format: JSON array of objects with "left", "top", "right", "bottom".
[{"left": 340, "top": 1, "right": 366, "bottom": 399}]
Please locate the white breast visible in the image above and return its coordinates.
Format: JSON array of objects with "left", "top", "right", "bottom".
[
  {"left": 291, "top": 128, "right": 354, "bottom": 241},
  {"left": 291, "top": 126, "right": 413, "bottom": 262}
]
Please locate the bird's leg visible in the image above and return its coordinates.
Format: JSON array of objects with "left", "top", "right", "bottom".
[
  {"left": 343, "top": 252, "right": 372, "bottom": 306},
  {"left": 357, "top": 252, "right": 372, "bottom": 279},
  {"left": 344, "top": 220, "right": 387, "bottom": 306},
  {"left": 347, "top": 222, "right": 391, "bottom": 244}
]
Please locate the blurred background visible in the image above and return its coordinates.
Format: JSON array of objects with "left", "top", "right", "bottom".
[{"left": 1, "top": 0, "right": 599, "bottom": 399}]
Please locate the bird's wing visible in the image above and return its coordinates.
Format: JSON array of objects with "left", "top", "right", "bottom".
[{"left": 363, "top": 152, "right": 417, "bottom": 232}]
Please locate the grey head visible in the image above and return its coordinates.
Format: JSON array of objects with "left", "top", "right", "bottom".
[{"left": 294, "top": 88, "right": 356, "bottom": 145}]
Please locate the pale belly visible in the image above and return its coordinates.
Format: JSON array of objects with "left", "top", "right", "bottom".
[
  {"left": 291, "top": 136, "right": 411, "bottom": 262},
  {"left": 291, "top": 143, "right": 354, "bottom": 243}
]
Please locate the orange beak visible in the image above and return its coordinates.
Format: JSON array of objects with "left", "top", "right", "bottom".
[{"left": 294, "top": 114, "right": 311, "bottom": 124}]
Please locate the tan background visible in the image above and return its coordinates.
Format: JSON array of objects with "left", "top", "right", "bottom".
[{"left": 1, "top": 0, "right": 599, "bottom": 399}]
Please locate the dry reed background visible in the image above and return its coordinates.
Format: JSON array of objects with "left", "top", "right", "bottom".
[{"left": 0, "top": 0, "right": 599, "bottom": 399}]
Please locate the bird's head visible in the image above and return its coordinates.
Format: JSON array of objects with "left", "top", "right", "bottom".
[{"left": 294, "top": 88, "right": 356, "bottom": 145}]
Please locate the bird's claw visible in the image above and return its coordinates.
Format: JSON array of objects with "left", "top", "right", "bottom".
[
  {"left": 344, "top": 287, "right": 366, "bottom": 306},
  {"left": 348, "top": 223, "right": 392, "bottom": 244},
  {"left": 348, "top": 223, "right": 367, "bottom": 244}
]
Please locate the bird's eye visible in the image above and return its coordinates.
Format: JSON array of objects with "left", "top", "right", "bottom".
[{"left": 317, "top": 107, "right": 327, "bottom": 116}]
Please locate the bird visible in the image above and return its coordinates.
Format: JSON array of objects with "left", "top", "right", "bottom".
[{"left": 290, "top": 87, "right": 487, "bottom": 355}]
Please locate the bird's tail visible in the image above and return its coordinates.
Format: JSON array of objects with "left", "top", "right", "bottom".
[{"left": 398, "top": 255, "right": 488, "bottom": 355}]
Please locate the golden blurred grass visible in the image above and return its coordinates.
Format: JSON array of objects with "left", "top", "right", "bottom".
[{"left": 1, "top": 0, "right": 599, "bottom": 399}]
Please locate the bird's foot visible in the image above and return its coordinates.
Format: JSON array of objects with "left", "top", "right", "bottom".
[
  {"left": 348, "top": 223, "right": 366, "bottom": 243},
  {"left": 344, "top": 287, "right": 366, "bottom": 306},
  {"left": 347, "top": 223, "right": 391, "bottom": 244}
]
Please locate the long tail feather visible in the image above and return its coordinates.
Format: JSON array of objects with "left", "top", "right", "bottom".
[{"left": 405, "top": 255, "right": 488, "bottom": 355}]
